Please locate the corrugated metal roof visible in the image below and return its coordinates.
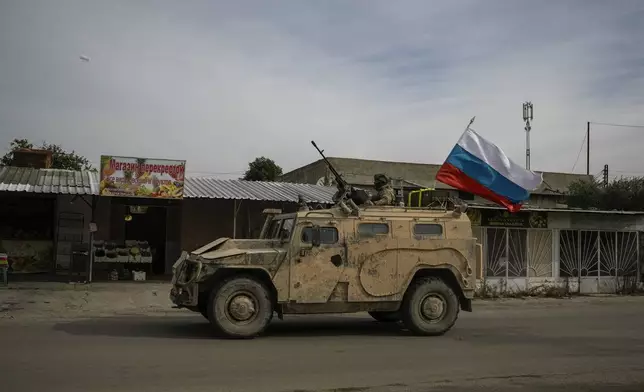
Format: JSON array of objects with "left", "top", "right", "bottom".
[
  {"left": 2, "top": 166, "right": 641, "bottom": 215},
  {"left": 0, "top": 166, "right": 99, "bottom": 195},
  {"left": 469, "top": 203, "right": 644, "bottom": 215},
  {"left": 184, "top": 177, "right": 336, "bottom": 203},
  {"left": 0, "top": 166, "right": 336, "bottom": 203}
]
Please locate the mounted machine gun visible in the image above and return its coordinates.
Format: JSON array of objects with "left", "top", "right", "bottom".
[{"left": 311, "top": 141, "right": 370, "bottom": 214}]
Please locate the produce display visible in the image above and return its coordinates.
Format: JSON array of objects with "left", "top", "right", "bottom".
[{"left": 93, "top": 240, "right": 152, "bottom": 263}]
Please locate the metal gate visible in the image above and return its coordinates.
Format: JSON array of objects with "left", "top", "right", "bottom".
[
  {"left": 483, "top": 228, "right": 554, "bottom": 278},
  {"left": 559, "top": 229, "right": 639, "bottom": 293},
  {"left": 479, "top": 226, "right": 640, "bottom": 293},
  {"left": 559, "top": 230, "right": 639, "bottom": 277}
]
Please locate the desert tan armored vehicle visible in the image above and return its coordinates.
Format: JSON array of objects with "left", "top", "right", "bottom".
[{"left": 170, "top": 141, "right": 482, "bottom": 338}]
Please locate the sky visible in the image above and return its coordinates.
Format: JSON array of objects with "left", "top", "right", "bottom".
[{"left": 1, "top": 0, "right": 643, "bottom": 180}]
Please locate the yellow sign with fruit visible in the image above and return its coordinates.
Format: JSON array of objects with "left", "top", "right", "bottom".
[{"left": 99, "top": 155, "right": 186, "bottom": 199}]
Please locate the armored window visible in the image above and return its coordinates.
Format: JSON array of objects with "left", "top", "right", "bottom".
[
  {"left": 301, "top": 227, "right": 339, "bottom": 244},
  {"left": 413, "top": 223, "right": 443, "bottom": 236},
  {"left": 280, "top": 218, "right": 295, "bottom": 239},
  {"left": 268, "top": 220, "right": 281, "bottom": 239},
  {"left": 358, "top": 223, "right": 389, "bottom": 237}
]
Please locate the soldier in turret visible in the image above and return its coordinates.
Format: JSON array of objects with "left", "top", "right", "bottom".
[{"left": 366, "top": 174, "right": 396, "bottom": 206}]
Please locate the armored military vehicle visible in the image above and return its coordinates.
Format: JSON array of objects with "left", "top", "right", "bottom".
[{"left": 170, "top": 142, "right": 482, "bottom": 338}]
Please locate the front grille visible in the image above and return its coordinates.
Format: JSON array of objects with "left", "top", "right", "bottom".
[
  {"left": 184, "top": 261, "right": 197, "bottom": 281},
  {"left": 176, "top": 259, "right": 200, "bottom": 284}
]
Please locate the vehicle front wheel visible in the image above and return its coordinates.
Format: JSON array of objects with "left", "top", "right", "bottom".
[
  {"left": 401, "top": 277, "right": 459, "bottom": 336},
  {"left": 207, "top": 276, "right": 273, "bottom": 338},
  {"left": 368, "top": 311, "right": 400, "bottom": 322}
]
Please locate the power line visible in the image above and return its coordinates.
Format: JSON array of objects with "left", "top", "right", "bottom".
[
  {"left": 592, "top": 171, "right": 604, "bottom": 183},
  {"left": 187, "top": 170, "right": 245, "bottom": 176},
  {"left": 584, "top": 121, "right": 644, "bottom": 177},
  {"left": 590, "top": 122, "right": 644, "bottom": 129},
  {"left": 611, "top": 169, "right": 644, "bottom": 174},
  {"left": 570, "top": 129, "right": 587, "bottom": 172}
]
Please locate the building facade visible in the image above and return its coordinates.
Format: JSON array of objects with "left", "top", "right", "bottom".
[
  {"left": 2, "top": 160, "right": 641, "bottom": 293},
  {"left": 469, "top": 207, "right": 643, "bottom": 294},
  {"left": 0, "top": 166, "right": 335, "bottom": 280},
  {"left": 280, "top": 157, "right": 590, "bottom": 208}
]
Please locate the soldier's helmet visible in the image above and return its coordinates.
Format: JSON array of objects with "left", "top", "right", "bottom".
[{"left": 374, "top": 173, "right": 389, "bottom": 187}]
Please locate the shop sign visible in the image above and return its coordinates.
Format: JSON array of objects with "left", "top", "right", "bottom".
[
  {"left": 480, "top": 210, "right": 548, "bottom": 228},
  {"left": 0, "top": 240, "right": 53, "bottom": 273},
  {"left": 99, "top": 155, "right": 186, "bottom": 199}
]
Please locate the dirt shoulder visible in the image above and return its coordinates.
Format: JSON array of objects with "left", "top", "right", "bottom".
[
  {"left": 2, "top": 281, "right": 643, "bottom": 323},
  {"left": 0, "top": 282, "right": 181, "bottom": 322}
]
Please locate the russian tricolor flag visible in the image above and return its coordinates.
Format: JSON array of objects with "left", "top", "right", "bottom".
[{"left": 436, "top": 126, "right": 543, "bottom": 213}]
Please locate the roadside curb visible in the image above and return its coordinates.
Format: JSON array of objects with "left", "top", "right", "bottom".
[{"left": 0, "top": 281, "right": 171, "bottom": 292}]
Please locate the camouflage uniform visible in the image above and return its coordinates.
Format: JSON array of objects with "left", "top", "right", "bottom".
[{"left": 369, "top": 174, "right": 396, "bottom": 206}]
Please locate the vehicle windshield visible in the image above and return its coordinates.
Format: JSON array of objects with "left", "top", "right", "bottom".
[{"left": 265, "top": 217, "right": 295, "bottom": 240}]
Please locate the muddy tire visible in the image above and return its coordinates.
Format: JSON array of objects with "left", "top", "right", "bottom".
[
  {"left": 207, "top": 276, "right": 273, "bottom": 339},
  {"left": 401, "top": 277, "right": 459, "bottom": 336},
  {"left": 368, "top": 311, "right": 400, "bottom": 323}
]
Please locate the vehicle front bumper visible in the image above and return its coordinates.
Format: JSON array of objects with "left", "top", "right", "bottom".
[
  {"left": 170, "top": 284, "right": 198, "bottom": 307},
  {"left": 169, "top": 252, "right": 200, "bottom": 307}
]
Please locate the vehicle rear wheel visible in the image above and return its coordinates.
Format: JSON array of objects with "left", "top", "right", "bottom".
[
  {"left": 207, "top": 276, "right": 273, "bottom": 338},
  {"left": 368, "top": 311, "right": 400, "bottom": 322},
  {"left": 401, "top": 277, "right": 459, "bottom": 336}
]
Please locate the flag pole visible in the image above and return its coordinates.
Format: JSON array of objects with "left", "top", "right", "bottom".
[
  {"left": 465, "top": 116, "right": 476, "bottom": 131},
  {"left": 448, "top": 116, "right": 477, "bottom": 211}
]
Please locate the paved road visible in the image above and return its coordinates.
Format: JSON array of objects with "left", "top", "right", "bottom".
[{"left": 2, "top": 297, "right": 644, "bottom": 392}]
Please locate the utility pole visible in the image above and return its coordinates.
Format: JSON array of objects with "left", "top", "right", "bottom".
[
  {"left": 603, "top": 164, "right": 608, "bottom": 187},
  {"left": 586, "top": 121, "right": 590, "bottom": 175},
  {"left": 522, "top": 102, "right": 533, "bottom": 170}
]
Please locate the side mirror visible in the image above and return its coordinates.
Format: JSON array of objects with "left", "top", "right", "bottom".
[{"left": 311, "top": 225, "right": 321, "bottom": 247}]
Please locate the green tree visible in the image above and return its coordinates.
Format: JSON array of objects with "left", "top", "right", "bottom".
[
  {"left": 567, "top": 177, "right": 644, "bottom": 211},
  {"left": 242, "top": 157, "right": 283, "bottom": 181},
  {"left": 566, "top": 178, "right": 603, "bottom": 209},
  {"left": 1, "top": 138, "right": 93, "bottom": 171}
]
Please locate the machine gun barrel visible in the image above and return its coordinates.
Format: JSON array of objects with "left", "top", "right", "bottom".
[
  {"left": 311, "top": 141, "right": 349, "bottom": 189},
  {"left": 311, "top": 140, "right": 370, "bottom": 211}
]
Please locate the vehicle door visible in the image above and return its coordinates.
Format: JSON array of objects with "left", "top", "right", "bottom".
[
  {"left": 351, "top": 220, "right": 399, "bottom": 300},
  {"left": 289, "top": 220, "right": 345, "bottom": 303}
]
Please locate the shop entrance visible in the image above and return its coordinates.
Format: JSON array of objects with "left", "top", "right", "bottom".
[
  {"left": 124, "top": 205, "right": 167, "bottom": 276},
  {"left": 99, "top": 199, "right": 175, "bottom": 281}
]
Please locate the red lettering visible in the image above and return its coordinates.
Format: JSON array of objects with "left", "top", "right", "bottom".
[{"left": 107, "top": 159, "right": 184, "bottom": 178}]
